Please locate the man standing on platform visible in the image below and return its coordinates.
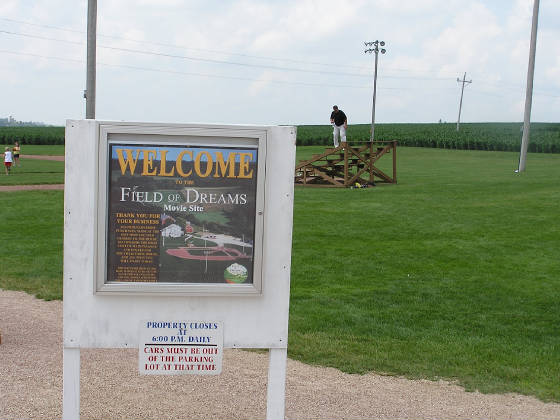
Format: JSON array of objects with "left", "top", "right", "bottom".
[{"left": 330, "top": 105, "right": 347, "bottom": 148}]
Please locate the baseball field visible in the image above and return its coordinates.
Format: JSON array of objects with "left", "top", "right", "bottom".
[{"left": 0, "top": 143, "right": 558, "bottom": 402}]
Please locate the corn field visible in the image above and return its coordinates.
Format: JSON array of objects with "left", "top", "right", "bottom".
[
  {"left": 0, "top": 126, "right": 64, "bottom": 145},
  {"left": 297, "top": 122, "right": 560, "bottom": 153},
  {"left": 1, "top": 123, "right": 560, "bottom": 153}
]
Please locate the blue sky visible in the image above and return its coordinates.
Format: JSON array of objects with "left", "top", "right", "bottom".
[{"left": 0, "top": 0, "right": 559, "bottom": 126}]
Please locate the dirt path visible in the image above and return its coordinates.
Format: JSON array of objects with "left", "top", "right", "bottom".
[
  {"left": 0, "top": 154, "right": 64, "bottom": 191},
  {"left": 1, "top": 153, "right": 64, "bottom": 162},
  {"left": 1, "top": 289, "right": 559, "bottom": 420},
  {"left": 21, "top": 154, "right": 65, "bottom": 161},
  {"left": 0, "top": 184, "right": 64, "bottom": 191}
]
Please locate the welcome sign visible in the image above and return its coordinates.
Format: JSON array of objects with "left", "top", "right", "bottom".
[
  {"left": 106, "top": 144, "right": 258, "bottom": 285},
  {"left": 64, "top": 121, "right": 295, "bottom": 419},
  {"left": 93, "top": 126, "right": 267, "bottom": 295}
]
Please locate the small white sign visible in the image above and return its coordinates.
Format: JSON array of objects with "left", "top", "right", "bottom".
[{"left": 139, "top": 320, "right": 223, "bottom": 375}]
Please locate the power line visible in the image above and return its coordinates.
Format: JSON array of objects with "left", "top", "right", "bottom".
[
  {"left": 0, "top": 29, "right": 373, "bottom": 78},
  {"left": 3, "top": 45, "right": 558, "bottom": 101},
  {"left": 1, "top": 28, "right": 463, "bottom": 83},
  {"left": 4, "top": 48, "right": 557, "bottom": 101},
  {"left": 1, "top": 29, "right": 463, "bottom": 82},
  {"left": 0, "top": 17, "right": 462, "bottom": 79},
  {"left": 5, "top": 16, "right": 560, "bottom": 91},
  {"left": 0, "top": 48, "right": 468, "bottom": 93},
  {"left": 0, "top": 16, "right": 371, "bottom": 72},
  {"left": 0, "top": 49, "right": 367, "bottom": 88}
]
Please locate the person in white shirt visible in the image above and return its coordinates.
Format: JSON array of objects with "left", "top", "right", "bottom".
[{"left": 4, "top": 147, "right": 13, "bottom": 175}]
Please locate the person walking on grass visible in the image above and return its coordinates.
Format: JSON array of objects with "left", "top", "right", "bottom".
[
  {"left": 12, "top": 141, "right": 20, "bottom": 167},
  {"left": 330, "top": 105, "right": 347, "bottom": 148},
  {"left": 4, "top": 147, "right": 13, "bottom": 175}
]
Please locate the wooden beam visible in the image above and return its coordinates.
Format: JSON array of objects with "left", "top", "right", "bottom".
[
  {"left": 315, "top": 169, "right": 344, "bottom": 186},
  {"left": 295, "top": 141, "right": 397, "bottom": 187},
  {"left": 295, "top": 145, "right": 343, "bottom": 170}
]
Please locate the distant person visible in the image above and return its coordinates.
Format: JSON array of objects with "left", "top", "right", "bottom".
[
  {"left": 330, "top": 105, "right": 347, "bottom": 148},
  {"left": 12, "top": 141, "right": 20, "bottom": 167},
  {"left": 4, "top": 147, "right": 13, "bottom": 175}
]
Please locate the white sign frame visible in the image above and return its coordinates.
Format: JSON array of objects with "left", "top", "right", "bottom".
[
  {"left": 63, "top": 120, "right": 296, "bottom": 420},
  {"left": 94, "top": 123, "right": 267, "bottom": 295}
]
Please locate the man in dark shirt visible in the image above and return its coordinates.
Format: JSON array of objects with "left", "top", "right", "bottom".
[{"left": 330, "top": 105, "right": 347, "bottom": 147}]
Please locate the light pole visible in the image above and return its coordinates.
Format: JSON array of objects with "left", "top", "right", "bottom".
[
  {"left": 85, "top": 0, "right": 97, "bottom": 119},
  {"left": 364, "top": 41, "right": 386, "bottom": 142},
  {"left": 518, "top": 0, "right": 540, "bottom": 172}
]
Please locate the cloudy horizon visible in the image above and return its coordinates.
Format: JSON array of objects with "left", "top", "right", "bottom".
[{"left": 1, "top": 0, "right": 559, "bottom": 126}]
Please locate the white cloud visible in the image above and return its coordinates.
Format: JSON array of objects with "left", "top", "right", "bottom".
[
  {"left": 0, "top": 0, "right": 19, "bottom": 15},
  {"left": 425, "top": 2, "right": 502, "bottom": 71},
  {"left": 0, "top": 0, "right": 558, "bottom": 124}
]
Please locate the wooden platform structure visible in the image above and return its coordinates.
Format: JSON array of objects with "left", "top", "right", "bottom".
[{"left": 295, "top": 141, "right": 397, "bottom": 187}]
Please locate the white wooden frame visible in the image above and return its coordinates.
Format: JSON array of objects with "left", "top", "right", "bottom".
[
  {"left": 63, "top": 120, "right": 296, "bottom": 420},
  {"left": 95, "top": 124, "right": 267, "bottom": 295}
]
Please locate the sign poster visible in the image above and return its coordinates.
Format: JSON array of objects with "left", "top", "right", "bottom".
[
  {"left": 139, "top": 321, "right": 223, "bottom": 375},
  {"left": 106, "top": 143, "right": 258, "bottom": 285}
]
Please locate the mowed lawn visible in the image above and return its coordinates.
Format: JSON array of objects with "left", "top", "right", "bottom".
[
  {"left": 0, "top": 146, "right": 558, "bottom": 401},
  {"left": 0, "top": 145, "right": 64, "bottom": 185},
  {"left": 0, "top": 159, "right": 64, "bottom": 185},
  {"left": 0, "top": 191, "right": 64, "bottom": 299},
  {"left": 290, "top": 146, "right": 559, "bottom": 401}
]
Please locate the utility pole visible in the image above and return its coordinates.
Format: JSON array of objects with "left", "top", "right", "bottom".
[
  {"left": 456, "top": 72, "right": 471, "bottom": 132},
  {"left": 364, "top": 40, "right": 386, "bottom": 142},
  {"left": 85, "top": 0, "right": 97, "bottom": 119},
  {"left": 517, "top": 0, "right": 540, "bottom": 173}
]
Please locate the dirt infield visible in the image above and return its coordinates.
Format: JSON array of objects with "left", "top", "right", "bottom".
[
  {"left": 0, "top": 153, "right": 64, "bottom": 162},
  {"left": 1, "top": 289, "right": 560, "bottom": 420},
  {"left": 0, "top": 184, "right": 64, "bottom": 191},
  {"left": 21, "top": 154, "right": 65, "bottom": 161}
]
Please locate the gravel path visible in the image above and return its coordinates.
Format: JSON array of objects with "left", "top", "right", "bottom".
[
  {"left": 0, "top": 184, "right": 64, "bottom": 191},
  {"left": 21, "top": 154, "right": 65, "bottom": 161},
  {"left": 1, "top": 289, "right": 560, "bottom": 420},
  {"left": 0, "top": 154, "right": 65, "bottom": 162}
]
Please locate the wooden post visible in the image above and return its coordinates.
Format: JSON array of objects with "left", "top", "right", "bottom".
[
  {"left": 343, "top": 145, "right": 349, "bottom": 187},
  {"left": 63, "top": 347, "right": 80, "bottom": 420},
  {"left": 392, "top": 141, "right": 397, "bottom": 183},
  {"left": 369, "top": 142, "right": 374, "bottom": 184},
  {"left": 266, "top": 347, "right": 287, "bottom": 420}
]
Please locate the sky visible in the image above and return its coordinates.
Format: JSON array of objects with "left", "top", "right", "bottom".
[{"left": 0, "top": 0, "right": 559, "bottom": 126}]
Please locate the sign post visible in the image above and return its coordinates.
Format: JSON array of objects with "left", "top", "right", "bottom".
[{"left": 63, "top": 121, "right": 296, "bottom": 419}]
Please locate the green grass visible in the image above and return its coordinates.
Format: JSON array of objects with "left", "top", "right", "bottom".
[
  {"left": 0, "top": 158, "right": 64, "bottom": 185},
  {"left": 2, "top": 144, "right": 65, "bottom": 155},
  {"left": 0, "top": 146, "right": 559, "bottom": 401},
  {"left": 0, "top": 191, "right": 63, "bottom": 300},
  {"left": 290, "top": 146, "right": 560, "bottom": 401}
]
